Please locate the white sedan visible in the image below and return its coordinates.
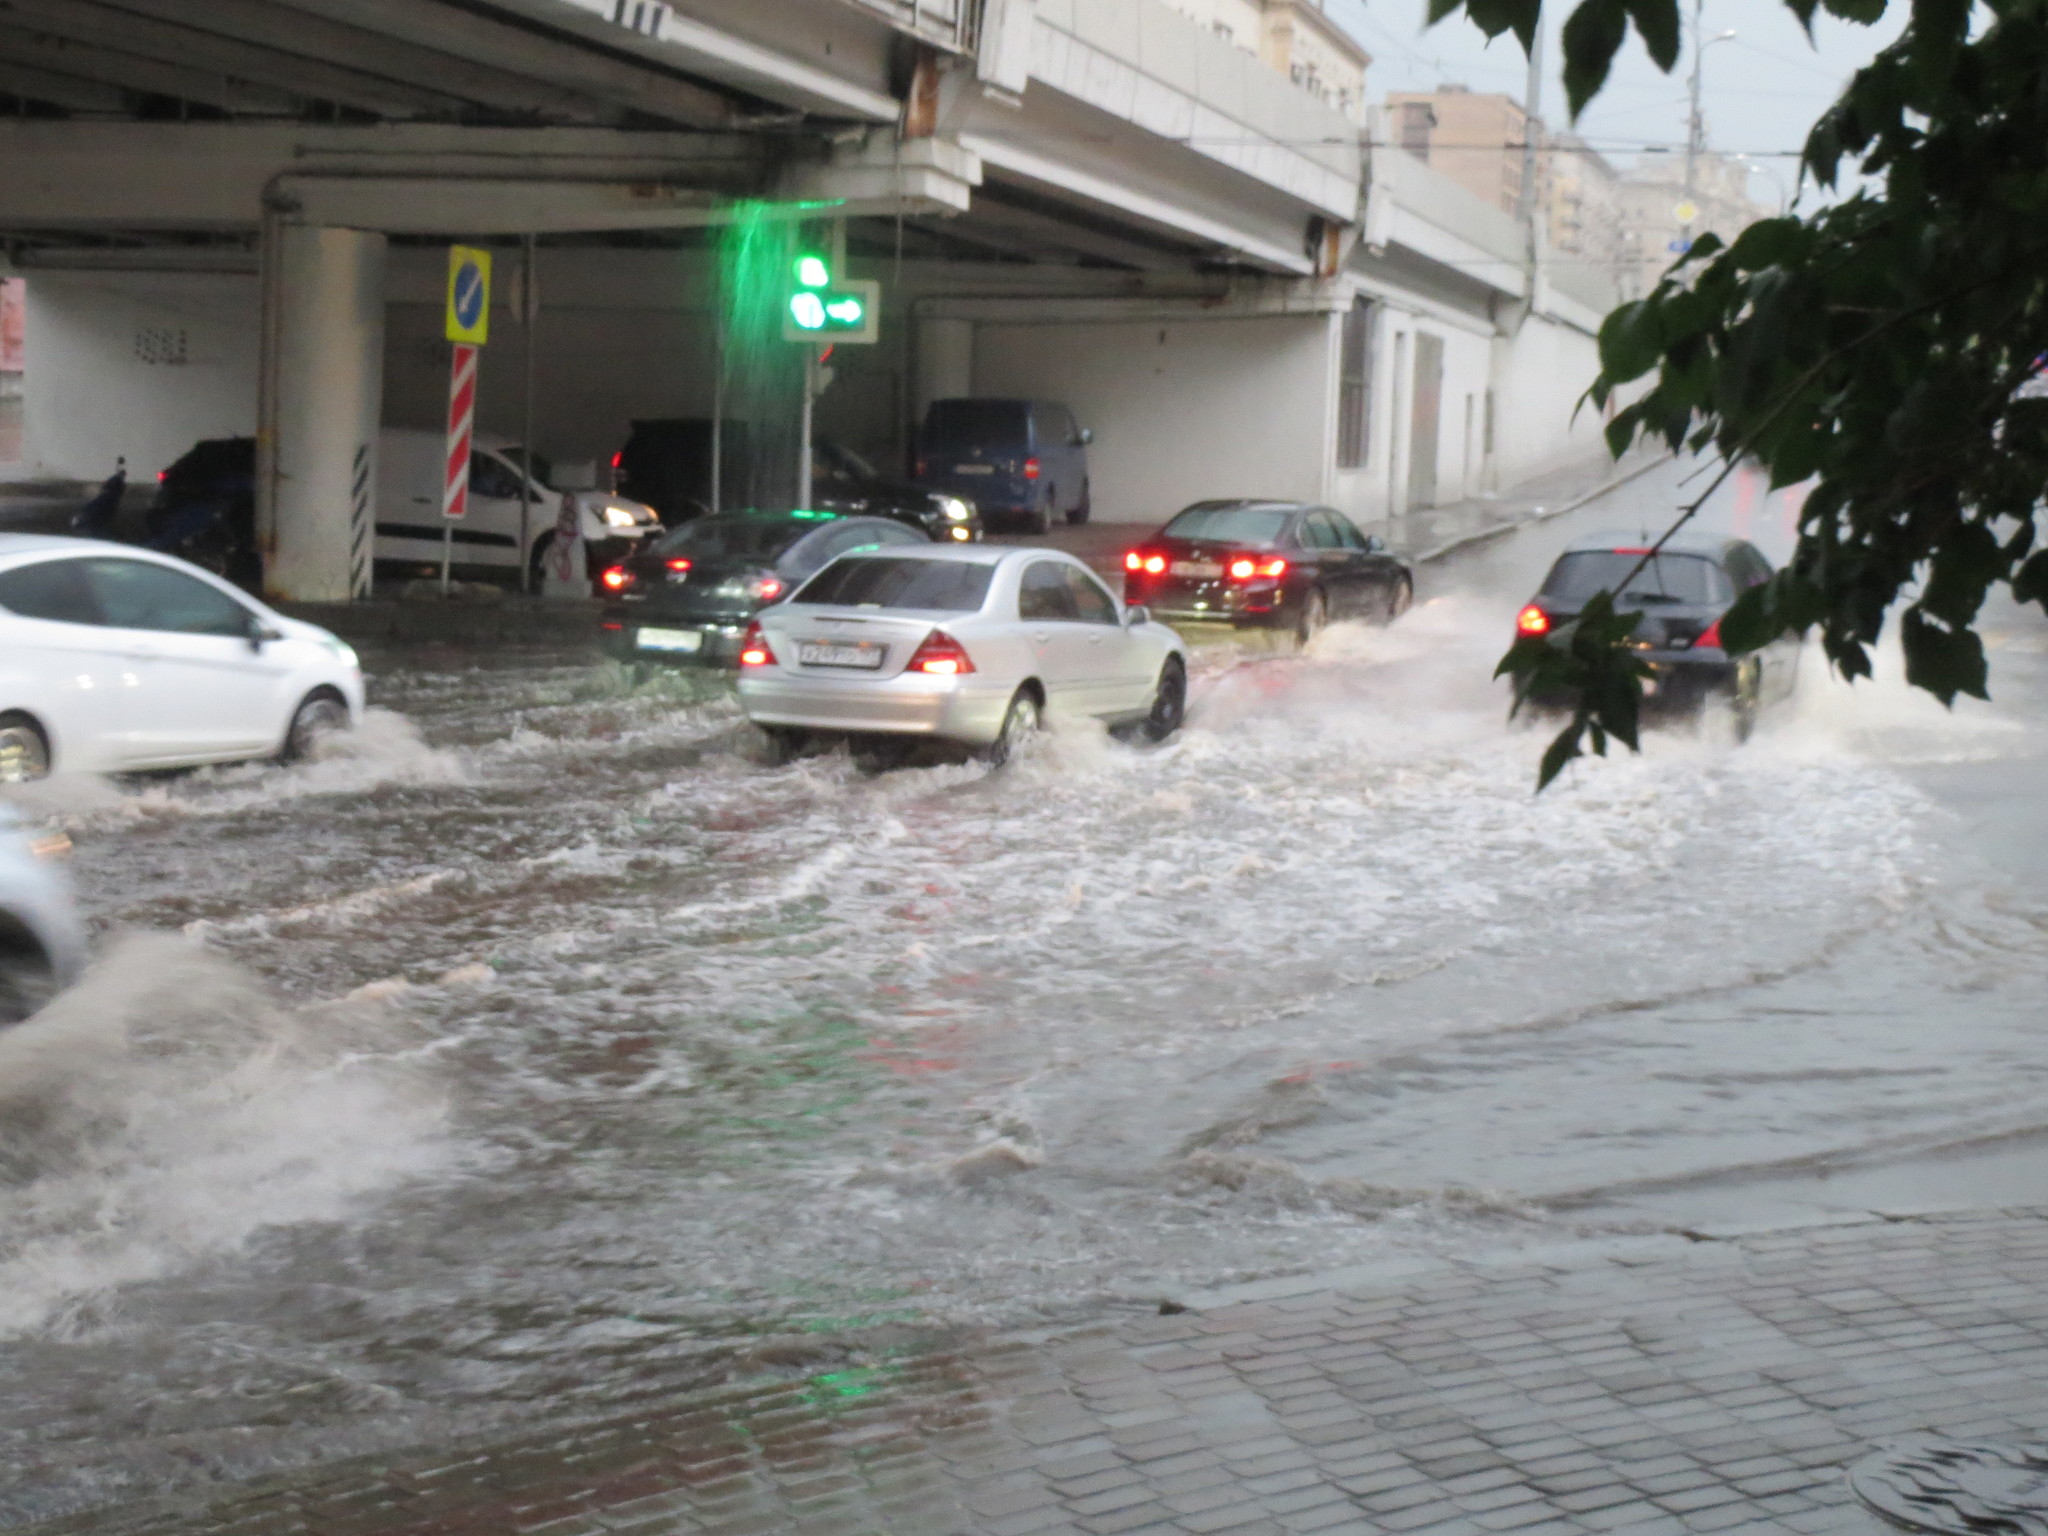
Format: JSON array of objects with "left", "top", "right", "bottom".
[
  {"left": 735, "top": 545, "right": 1188, "bottom": 760},
  {"left": 0, "top": 535, "right": 365, "bottom": 779}
]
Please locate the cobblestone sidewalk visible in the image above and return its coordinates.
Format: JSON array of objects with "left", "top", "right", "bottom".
[{"left": 36, "top": 1206, "right": 2048, "bottom": 1536}]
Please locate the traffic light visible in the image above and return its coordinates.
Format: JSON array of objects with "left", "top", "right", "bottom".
[{"left": 781, "top": 252, "right": 880, "bottom": 344}]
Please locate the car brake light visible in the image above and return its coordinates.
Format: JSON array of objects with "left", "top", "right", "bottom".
[
  {"left": 915, "top": 458, "right": 927, "bottom": 477},
  {"left": 665, "top": 557, "right": 692, "bottom": 572},
  {"left": 1258, "top": 557, "right": 1287, "bottom": 578},
  {"left": 1612, "top": 546, "right": 1652, "bottom": 555},
  {"left": 601, "top": 565, "right": 632, "bottom": 591},
  {"left": 1516, "top": 604, "right": 1550, "bottom": 636},
  {"left": 1228, "top": 557, "right": 1256, "bottom": 580},
  {"left": 738, "top": 620, "right": 776, "bottom": 667},
  {"left": 1696, "top": 618, "right": 1722, "bottom": 649},
  {"left": 1125, "top": 551, "right": 1143, "bottom": 571},
  {"left": 756, "top": 577, "right": 784, "bottom": 601},
  {"left": 611, "top": 451, "right": 623, "bottom": 469},
  {"left": 1144, "top": 555, "right": 1166, "bottom": 574},
  {"left": 907, "top": 629, "right": 975, "bottom": 676},
  {"left": 1022, "top": 457, "right": 1041, "bottom": 481}
]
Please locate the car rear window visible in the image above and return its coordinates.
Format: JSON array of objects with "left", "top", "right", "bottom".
[
  {"left": 923, "top": 400, "right": 1025, "bottom": 446},
  {"left": 652, "top": 516, "right": 803, "bottom": 562},
  {"left": 791, "top": 557, "right": 994, "bottom": 612},
  {"left": 1162, "top": 506, "right": 1294, "bottom": 545},
  {"left": 1540, "top": 551, "right": 1732, "bottom": 606}
]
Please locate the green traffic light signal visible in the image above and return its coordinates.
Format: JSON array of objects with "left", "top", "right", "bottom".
[
  {"left": 795, "top": 253, "right": 830, "bottom": 289},
  {"left": 789, "top": 292, "right": 827, "bottom": 330}
]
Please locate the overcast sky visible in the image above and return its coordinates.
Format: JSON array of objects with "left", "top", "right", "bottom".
[{"left": 1324, "top": 0, "right": 1909, "bottom": 208}]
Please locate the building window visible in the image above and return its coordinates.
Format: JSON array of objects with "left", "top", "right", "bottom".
[
  {"left": 1337, "top": 297, "right": 1377, "bottom": 470},
  {"left": 1398, "top": 102, "right": 1434, "bottom": 162}
]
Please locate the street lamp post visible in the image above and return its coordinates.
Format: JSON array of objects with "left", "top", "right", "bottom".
[{"left": 1682, "top": 1, "right": 1737, "bottom": 245}]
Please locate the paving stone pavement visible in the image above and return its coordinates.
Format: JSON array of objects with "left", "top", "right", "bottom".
[{"left": 33, "top": 1206, "right": 2048, "bottom": 1535}]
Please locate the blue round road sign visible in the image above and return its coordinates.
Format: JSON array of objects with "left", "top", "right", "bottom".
[{"left": 453, "top": 261, "right": 485, "bottom": 330}]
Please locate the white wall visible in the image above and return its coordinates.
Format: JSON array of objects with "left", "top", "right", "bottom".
[
  {"left": 22, "top": 271, "right": 259, "bottom": 478},
  {"left": 1489, "top": 308, "right": 1607, "bottom": 487},
  {"left": 1325, "top": 301, "right": 1493, "bottom": 529},
  {"left": 970, "top": 312, "right": 1333, "bottom": 525}
]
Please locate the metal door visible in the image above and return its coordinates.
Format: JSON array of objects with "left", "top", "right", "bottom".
[{"left": 1407, "top": 333, "right": 1444, "bottom": 508}]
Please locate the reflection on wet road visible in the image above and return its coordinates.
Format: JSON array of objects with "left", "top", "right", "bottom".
[{"left": 2, "top": 457, "right": 2044, "bottom": 1525}]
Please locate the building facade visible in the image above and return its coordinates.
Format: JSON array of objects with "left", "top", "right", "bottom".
[
  {"left": 1614, "top": 150, "right": 1770, "bottom": 297},
  {"left": 1164, "top": 0, "right": 1370, "bottom": 121}
]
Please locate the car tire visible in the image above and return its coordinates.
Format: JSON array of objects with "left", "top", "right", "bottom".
[
  {"left": 1067, "top": 481, "right": 1091, "bottom": 526},
  {"left": 1031, "top": 493, "right": 1053, "bottom": 537},
  {"left": 1140, "top": 657, "right": 1187, "bottom": 743},
  {"left": 1295, "top": 589, "right": 1329, "bottom": 650},
  {"left": 0, "top": 713, "right": 51, "bottom": 783},
  {"left": 983, "top": 688, "right": 1042, "bottom": 767},
  {"left": 1385, "top": 575, "right": 1413, "bottom": 623},
  {"left": 281, "top": 691, "right": 350, "bottom": 764},
  {"left": 527, "top": 532, "right": 555, "bottom": 590},
  {"left": 0, "top": 947, "right": 57, "bottom": 1028}
]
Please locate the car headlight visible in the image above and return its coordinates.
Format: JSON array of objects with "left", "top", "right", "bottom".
[
  {"left": 602, "top": 504, "right": 639, "bottom": 529},
  {"left": 939, "top": 497, "right": 971, "bottom": 521},
  {"left": 322, "top": 635, "right": 359, "bottom": 670}
]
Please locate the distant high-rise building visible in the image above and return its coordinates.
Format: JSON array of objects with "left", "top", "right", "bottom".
[
  {"left": 1614, "top": 150, "right": 1772, "bottom": 298},
  {"left": 1162, "top": 0, "right": 1371, "bottom": 123}
]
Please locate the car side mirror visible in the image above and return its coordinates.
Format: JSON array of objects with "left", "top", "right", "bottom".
[
  {"left": 1364, "top": 535, "right": 1386, "bottom": 554},
  {"left": 1124, "top": 604, "right": 1150, "bottom": 627},
  {"left": 1077, "top": 428, "right": 1094, "bottom": 446},
  {"left": 246, "top": 616, "right": 282, "bottom": 651}
]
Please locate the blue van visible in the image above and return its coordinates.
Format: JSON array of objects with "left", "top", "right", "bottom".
[{"left": 915, "top": 398, "right": 1092, "bottom": 534}]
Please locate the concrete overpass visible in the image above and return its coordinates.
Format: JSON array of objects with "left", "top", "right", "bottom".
[{"left": 0, "top": 0, "right": 1611, "bottom": 599}]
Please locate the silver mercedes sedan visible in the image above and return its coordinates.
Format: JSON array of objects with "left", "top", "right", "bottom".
[{"left": 735, "top": 545, "right": 1189, "bottom": 762}]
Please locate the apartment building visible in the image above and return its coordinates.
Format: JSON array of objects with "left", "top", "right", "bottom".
[{"left": 1164, "top": 0, "right": 1371, "bottom": 121}]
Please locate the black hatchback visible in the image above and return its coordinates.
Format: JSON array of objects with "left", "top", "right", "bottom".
[
  {"left": 598, "top": 511, "right": 933, "bottom": 667},
  {"left": 1120, "top": 500, "right": 1413, "bottom": 646},
  {"left": 1515, "top": 531, "right": 1798, "bottom": 728}
]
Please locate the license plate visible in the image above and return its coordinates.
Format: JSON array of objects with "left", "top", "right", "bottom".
[
  {"left": 798, "top": 640, "right": 886, "bottom": 670},
  {"left": 1170, "top": 561, "right": 1222, "bottom": 578},
  {"left": 954, "top": 463, "right": 995, "bottom": 475},
  {"left": 637, "top": 626, "right": 703, "bottom": 653}
]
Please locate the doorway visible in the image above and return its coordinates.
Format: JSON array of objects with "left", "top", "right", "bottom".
[{"left": 1407, "top": 332, "right": 1443, "bottom": 508}]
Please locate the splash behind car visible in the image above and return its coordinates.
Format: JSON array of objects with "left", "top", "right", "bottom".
[
  {"left": 0, "top": 804, "right": 87, "bottom": 1026},
  {"left": 1514, "top": 530, "right": 1798, "bottom": 732}
]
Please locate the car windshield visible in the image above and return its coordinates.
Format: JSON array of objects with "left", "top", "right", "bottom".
[
  {"left": 651, "top": 516, "right": 804, "bottom": 562},
  {"left": 791, "top": 557, "right": 994, "bottom": 612},
  {"left": 1540, "top": 551, "right": 1731, "bottom": 607},
  {"left": 924, "top": 401, "right": 1025, "bottom": 446},
  {"left": 498, "top": 446, "right": 553, "bottom": 488},
  {"left": 1162, "top": 506, "right": 1294, "bottom": 545}
]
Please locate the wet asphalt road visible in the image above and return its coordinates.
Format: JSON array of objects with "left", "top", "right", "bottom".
[{"left": 0, "top": 456, "right": 2044, "bottom": 1525}]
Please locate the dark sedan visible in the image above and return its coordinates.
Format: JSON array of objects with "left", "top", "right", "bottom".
[
  {"left": 1514, "top": 531, "right": 1798, "bottom": 733},
  {"left": 812, "top": 441, "right": 982, "bottom": 543},
  {"left": 1120, "top": 500, "right": 1413, "bottom": 646},
  {"left": 598, "top": 511, "right": 934, "bottom": 667}
]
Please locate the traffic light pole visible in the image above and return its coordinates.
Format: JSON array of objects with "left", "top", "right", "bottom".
[{"left": 798, "top": 342, "right": 817, "bottom": 511}]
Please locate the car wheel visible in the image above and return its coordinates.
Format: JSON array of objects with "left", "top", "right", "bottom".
[
  {"left": 1031, "top": 492, "right": 1053, "bottom": 537},
  {"left": 0, "top": 948, "right": 56, "bottom": 1028},
  {"left": 527, "top": 532, "right": 555, "bottom": 589},
  {"left": 1385, "top": 575, "right": 1413, "bottom": 623},
  {"left": 1068, "top": 481, "right": 1091, "bottom": 526},
  {"left": 0, "top": 714, "right": 51, "bottom": 783},
  {"left": 1141, "top": 657, "right": 1187, "bottom": 743},
  {"left": 984, "top": 688, "right": 1042, "bottom": 766},
  {"left": 1295, "top": 589, "right": 1329, "bottom": 650},
  {"left": 281, "top": 692, "right": 350, "bottom": 763}
]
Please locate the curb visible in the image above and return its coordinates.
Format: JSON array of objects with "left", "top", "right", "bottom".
[{"left": 1412, "top": 450, "right": 1677, "bottom": 566}]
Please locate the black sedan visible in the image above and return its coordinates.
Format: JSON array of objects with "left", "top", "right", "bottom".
[
  {"left": 1120, "top": 500, "right": 1413, "bottom": 645},
  {"left": 598, "top": 511, "right": 933, "bottom": 667},
  {"left": 811, "top": 441, "right": 982, "bottom": 543},
  {"left": 1514, "top": 530, "right": 1798, "bottom": 732}
]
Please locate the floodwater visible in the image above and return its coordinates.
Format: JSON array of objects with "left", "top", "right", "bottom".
[{"left": 1, "top": 458, "right": 2044, "bottom": 1524}]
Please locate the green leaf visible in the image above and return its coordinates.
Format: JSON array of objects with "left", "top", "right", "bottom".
[
  {"left": 1717, "top": 582, "right": 1778, "bottom": 655},
  {"left": 1724, "top": 218, "right": 1804, "bottom": 272},
  {"left": 1900, "top": 607, "right": 1989, "bottom": 703},
  {"left": 1537, "top": 723, "right": 1585, "bottom": 791},
  {"left": 2013, "top": 549, "right": 2048, "bottom": 610},
  {"left": 1822, "top": 0, "right": 1887, "bottom": 20},
  {"left": 1560, "top": 0, "right": 1630, "bottom": 116},
  {"left": 1622, "top": 0, "right": 1682, "bottom": 70},
  {"left": 1597, "top": 300, "right": 1662, "bottom": 382}
]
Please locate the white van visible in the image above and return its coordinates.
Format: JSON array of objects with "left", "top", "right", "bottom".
[{"left": 375, "top": 430, "right": 663, "bottom": 588}]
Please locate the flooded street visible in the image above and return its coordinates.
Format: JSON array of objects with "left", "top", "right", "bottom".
[{"left": 3, "top": 461, "right": 2045, "bottom": 1527}]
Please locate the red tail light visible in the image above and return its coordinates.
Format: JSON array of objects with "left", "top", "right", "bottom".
[
  {"left": 611, "top": 451, "right": 623, "bottom": 469},
  {"left": 600, "top": 620, "right": 623, "bottom": 632},
  {"left": 156, "top": 470, "right": 167, "bottom": 483},
  {"left": 1123, "top": 551, "right": 1168, "bottom": 575},
  {"left": 600, "top": 565, "right": 632, "bottom": 592},
  {"left": 1516, "top": 604, "right": 1550, "bottom": 636},
  {"left": 907, "top": 629, "right": 975, "bottom": 676},
  {"left": 1225, "top": 556, "right": 1286, "bottom": 581},
  {"left": 738, "top": 620, "right": 776, "bottom": 668},
  {"left": 1695, "top": 618, "right": 1723, "bottom": 650},
  {"left": 1124, "top": 551, "right": 1143, "bottom": 571},
  {"left": 756, "top": 577, "right": 785, "bottom": 601},
  {"left": 915, "top": 458, "right": 927, "bottom": 477},
  {"left": 1022, "top": 457, "right": 1041, "bottom": 481},
  {"left": 665, "top": 557, "right": 692, "bottom": 573}
]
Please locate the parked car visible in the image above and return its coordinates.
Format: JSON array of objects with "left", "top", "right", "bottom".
[
  {"left": 812, "top": 440, "right": 981, "bottom": 541},
  {"left": 375, "top": 430, "right": 662, "bottom": 589},
  {"left": 735, "top": 545, "right": 1188, "bottom": 762},
  {"left": 1120, "top": 500, "right": 1413, "bottom": 646},
  {"left": 0, "top": 535, "right": 364, "bottom": 776},
  {"left": 598, "top": 511, "right": 934, "bottom": 667},
  {"left": 1513, "top": 530, "right": 1799, "bottom": 734},
  {"left": 915, "top": 398, "right": 1092, "bottom": 534},
  {"left": 0, "top": 804, "right": 87, "bottom": 1026}
]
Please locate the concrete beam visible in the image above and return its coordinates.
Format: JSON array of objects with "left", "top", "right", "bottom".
[
  {"left": 0, "top": 59, "right": 130, "bottom": 113},
  {"left": 778, "top": 135, "right": 981, "bottom": 217},
  {"left": 0, "top": 20, "right": 303, "bottom": 114},
  {"left": 258, "top": 0, "right": 734, "bottom": 126},
  {"left": 276, "top": 176, "right": 726, "bottom": 234},
  {"left": 0, "top": 0, "right": 458, "bottom": 118}
]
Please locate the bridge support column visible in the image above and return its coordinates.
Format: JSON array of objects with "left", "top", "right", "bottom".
[{"left": 260, "top": 224, "right": 386, "bottom": 603}]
